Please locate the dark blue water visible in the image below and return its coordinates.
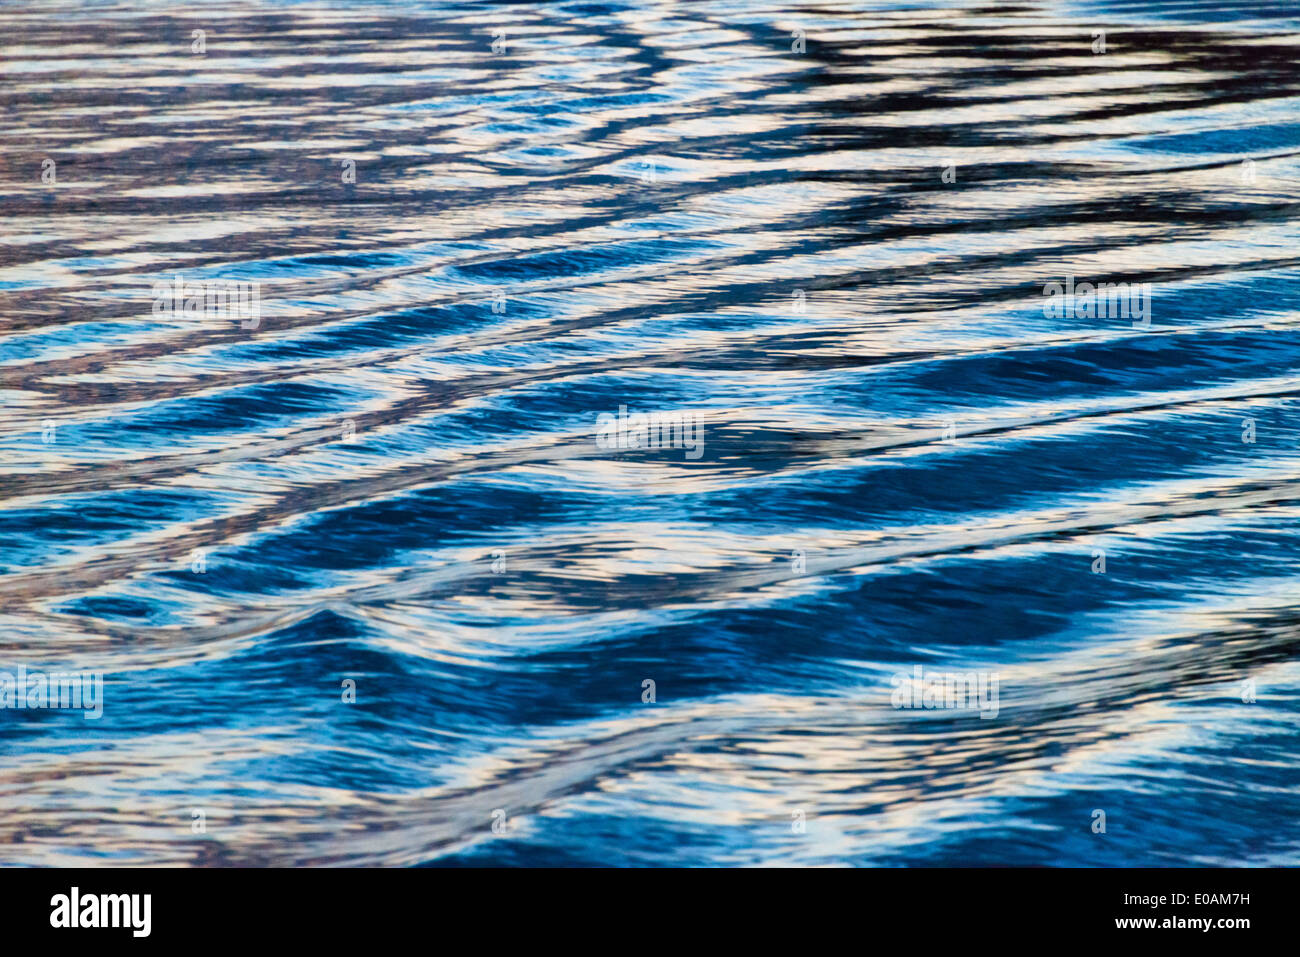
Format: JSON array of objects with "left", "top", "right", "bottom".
[{"left": 1, "top": 0, "right": 1299, "bottom": 866}]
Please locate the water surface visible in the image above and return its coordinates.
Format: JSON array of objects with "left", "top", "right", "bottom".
[{"left": 1, "top": 0, "right": 1299, "bottom": 866}]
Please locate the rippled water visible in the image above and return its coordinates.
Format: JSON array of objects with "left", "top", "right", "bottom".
[{"left": 2, "top": 0, "right": 1299, "bottom": 867}]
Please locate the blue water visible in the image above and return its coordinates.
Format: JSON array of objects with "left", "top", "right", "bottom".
[{"left": 1, "top": 0, "right": 1299, "bottom": 866}]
